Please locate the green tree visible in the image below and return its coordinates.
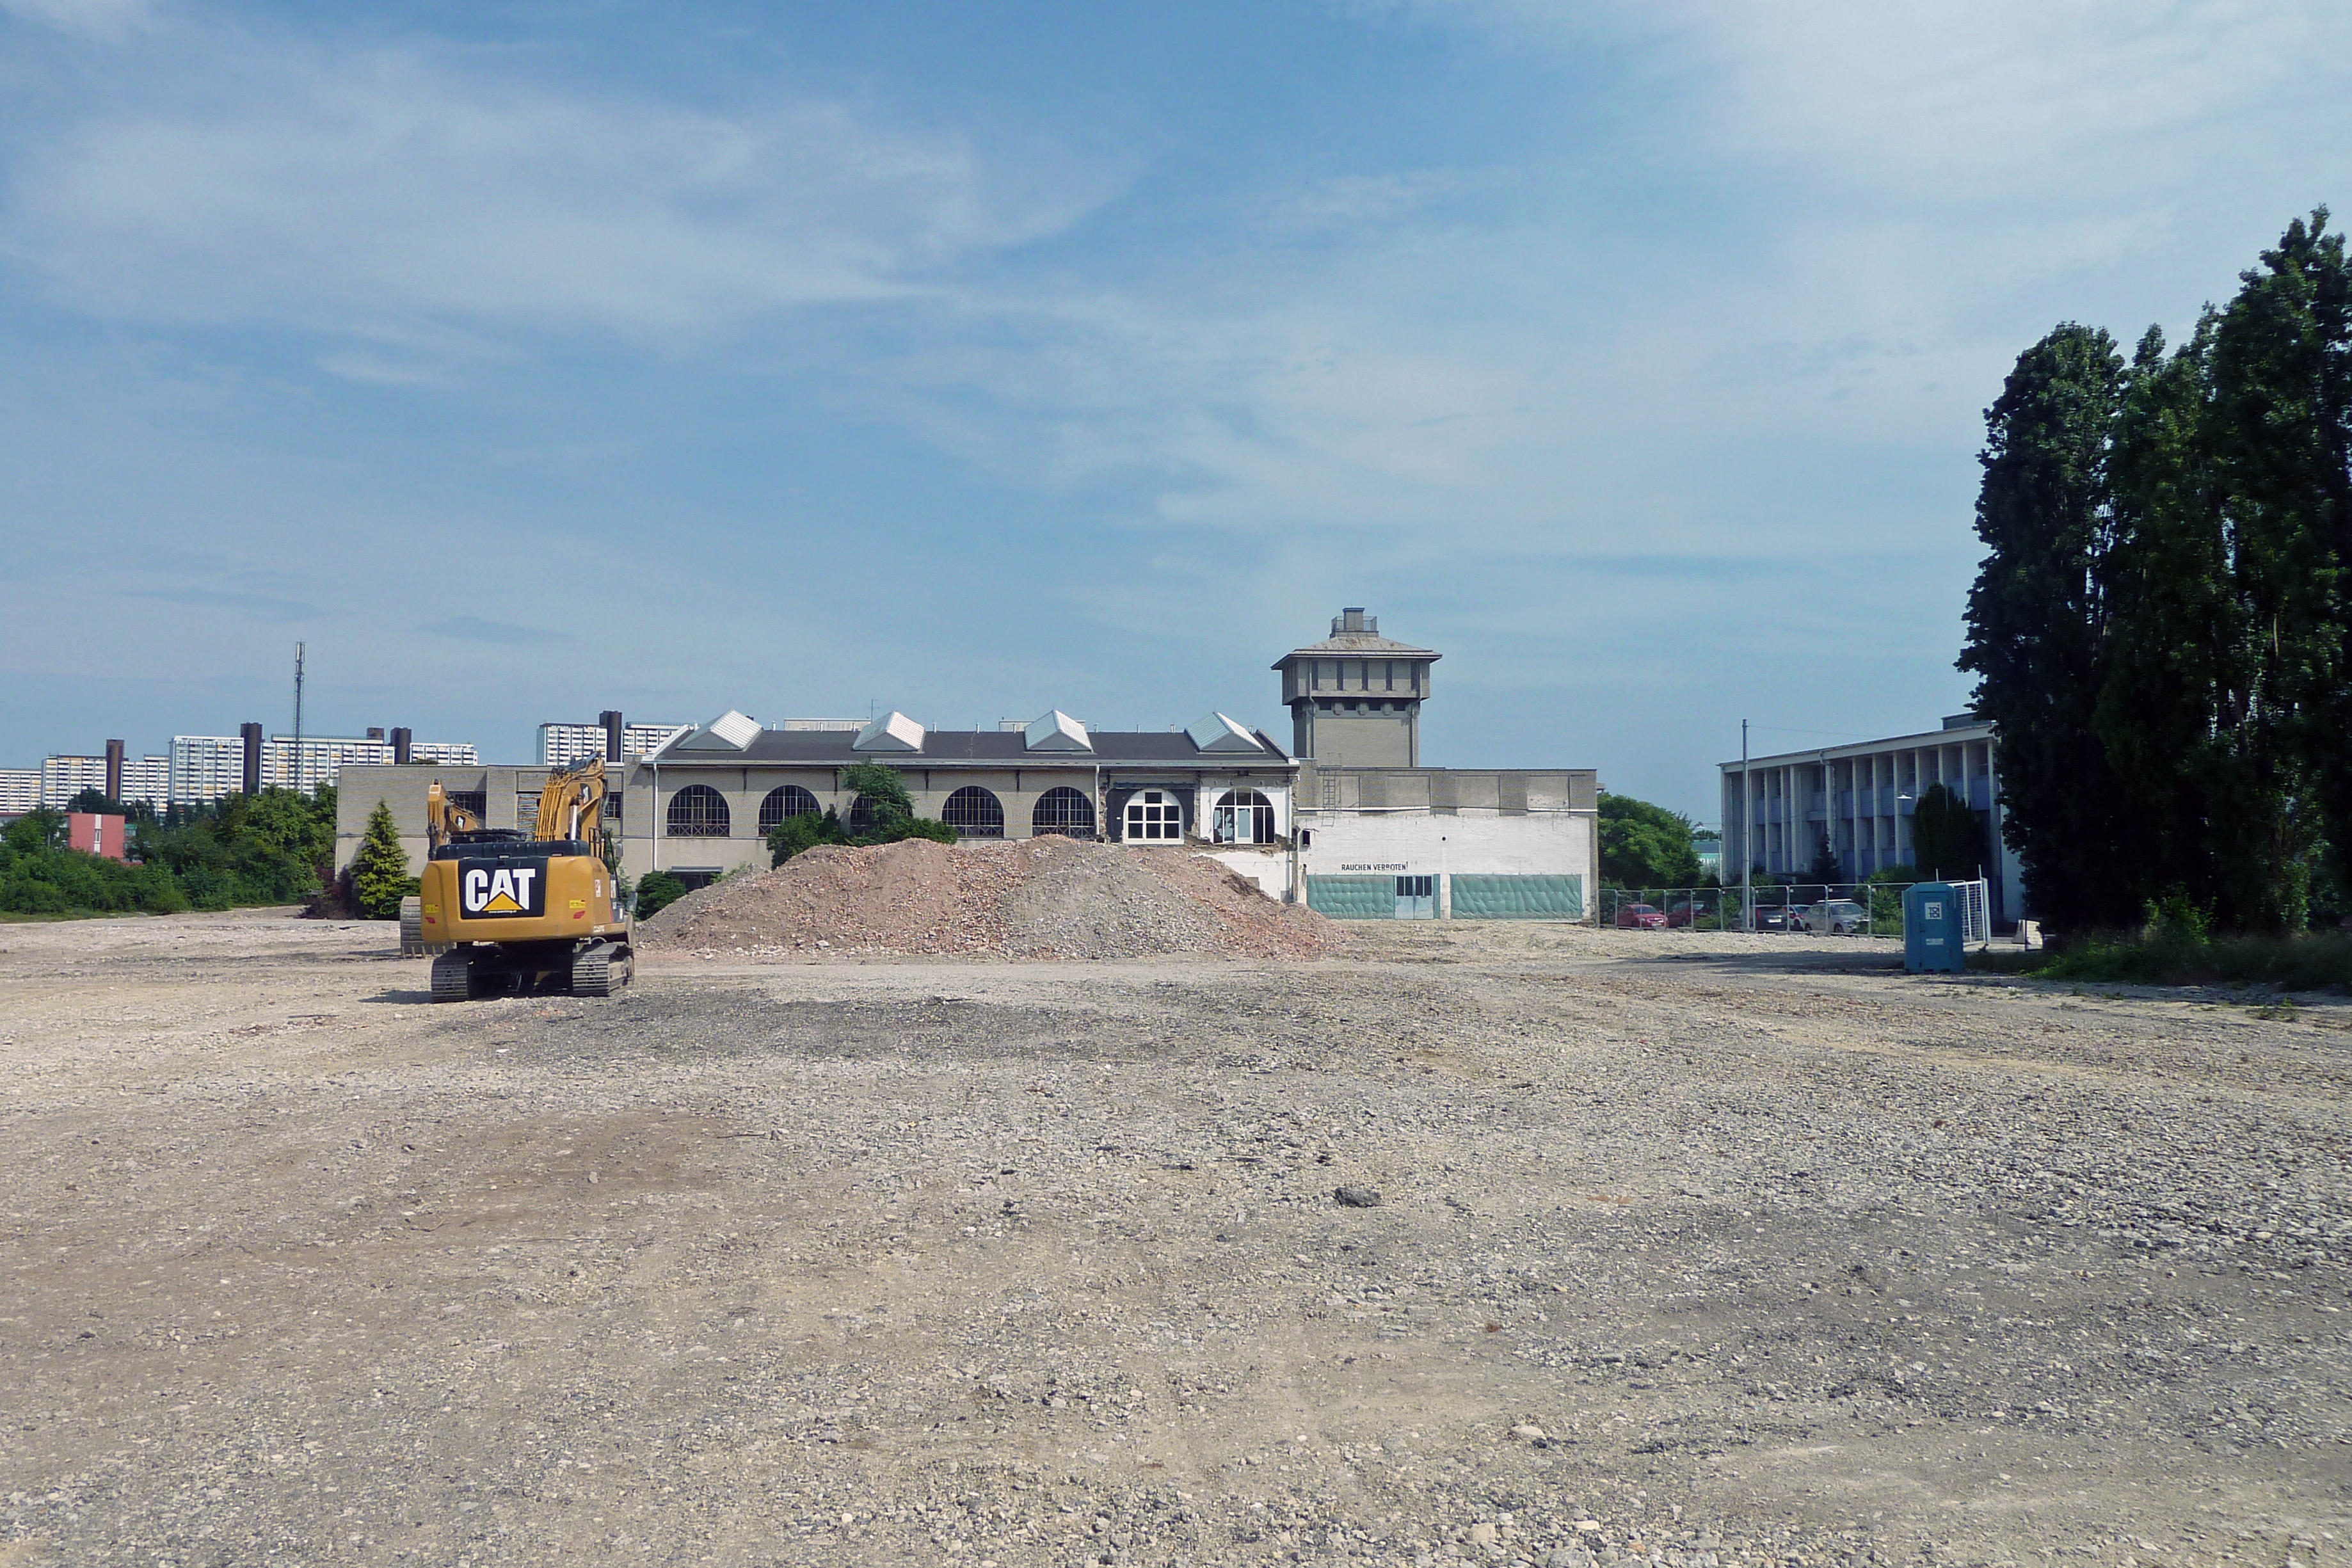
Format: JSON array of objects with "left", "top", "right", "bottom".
[
  {"left": 635, "top": 870, "right": 689, "bottom": 918},
  {"left": 3, "top": 808, "right": 65, "bottom": 855},
  {"left": 1908, "top": 783, "right": 1986, "bottom": 882},
  {"left": 1598, "top": 794, "right": 1701, "bottom": 888},
  {"left": 1959, "top": 323, "right": 2137, "bottom": 929},
  {"left": 769, "top": 806, "right": 844, "bottom": 866},
  {"left": 2202, "top": 209, "right": 2348, "bottom": 927},
  {"left": 347, "top": 800, "right": 416, "bottom": 920},
  {"left": 840, "top": 763, "right": 959, "bottom": 849}
]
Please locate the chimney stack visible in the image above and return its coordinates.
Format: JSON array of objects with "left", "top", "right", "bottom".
[
  {"left": 390, "top": 727, "right": 412, "bottom": 765},
  {"left": 239, "top": 722, "right": 263, "bottom": 794},
  {"left": 104, "top": 739, "right": 125, "bottom": 802},
  {"left": 600, "top": 710, "right": 624, "bottom": 764}
]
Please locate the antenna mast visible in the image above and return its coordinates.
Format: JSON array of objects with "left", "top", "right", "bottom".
[{"left": 292, "top": 642, "right": 306, "bottom": 793}]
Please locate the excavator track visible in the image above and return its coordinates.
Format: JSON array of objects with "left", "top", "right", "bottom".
[
  {"left": 568, "top": 941, "right": 632, "bottom": 998},
  {"left": 429, "top": 949, "right": 473, "bottom": 1002}
]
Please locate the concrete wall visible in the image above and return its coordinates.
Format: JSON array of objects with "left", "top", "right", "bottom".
[
  {"left": 335, "top": 762, "right": 557, "bottom": 876},
  {"left": 1197, "top": 847, "right": 1293, "bottom": 900},
  {"left": 1301, "top": 808, "right": 1593, "bottom": 901},
  {"left": 1291, "top": 762, "right": 1599, "bottom": 919}
]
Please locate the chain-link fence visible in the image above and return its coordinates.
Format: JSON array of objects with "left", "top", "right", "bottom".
[{"left": 1600, "top": 883, "right": 1920, "bottom": 936}]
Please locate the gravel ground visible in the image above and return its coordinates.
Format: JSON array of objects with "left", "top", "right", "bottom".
[{"left": 2, "top": 910, "right": 2348, "bottom": 1567}]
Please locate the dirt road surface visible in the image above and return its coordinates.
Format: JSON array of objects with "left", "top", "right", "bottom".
[{"left": 3, "top": 910, "right": 2347, "bottom": 1567}]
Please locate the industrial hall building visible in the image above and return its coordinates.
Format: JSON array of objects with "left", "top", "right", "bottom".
[
  {"left": 625, "top": 707, "right": 1299, "bottom": 893},
  {"left": 335, "top": 609, "right": 1599, "bottom": 921}
]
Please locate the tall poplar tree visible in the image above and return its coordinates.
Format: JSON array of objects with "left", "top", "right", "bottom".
[
  {"left": 2095, "top": 320, "right": 2242, "bottom": 919},
  {"left": 2205, "top": 210, "right": 2351, "bottom": 920},
  {"left": 1959, "top": 324, "right": 2136, "bottom": 929}
]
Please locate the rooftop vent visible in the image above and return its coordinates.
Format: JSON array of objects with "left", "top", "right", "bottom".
[
  {"left": 1023, "top": 710, "right": 1092, "bottom": 752},
  {"left": 852, "top": 710, "right": 925, "bottom": 753},
  {"left": 1185, "top": 712, "right": 1264, "bottom": 754},
  {"left": 673, "top": 709, "right": 761, "bottom": 752},
  {"left": 1333, "top": 607, "right": 1375, "bottom": 635}
]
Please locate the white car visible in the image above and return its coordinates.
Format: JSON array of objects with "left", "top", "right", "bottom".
[{"left": 1804, "top": 899, "right": 1869, "bottom": 935}]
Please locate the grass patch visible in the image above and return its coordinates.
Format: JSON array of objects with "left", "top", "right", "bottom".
[{"left": 1983, "top": 929, "right": 2352, "bottom": 991}]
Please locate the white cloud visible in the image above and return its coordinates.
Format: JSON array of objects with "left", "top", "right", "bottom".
[
  {"left": 0, "top": 0, "right": 152, "bottom": 40},
  {"left": 1382, "top": 0, "right": 2352, "bottom": 198},
  {"left": 1268, "top": 168, "right": 1505, "bottom": 234},
  {"left": 3, "top": 30, "right": 1124, "bottom": 341}
]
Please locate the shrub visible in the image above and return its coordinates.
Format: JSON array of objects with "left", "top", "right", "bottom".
[
  {"left": 0, "top": 848, "right": 188, "bottom": 915},
  {"left": 635, "top": 871, "right": 689, "bottom": 919}
]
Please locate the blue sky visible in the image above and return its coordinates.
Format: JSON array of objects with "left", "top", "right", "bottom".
[{"left": 2, "top": 0, "right": 2346, "bottom": 818}]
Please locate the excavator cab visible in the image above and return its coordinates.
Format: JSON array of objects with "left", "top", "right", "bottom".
[{"left": 413, "top": 759, "right": 634, "bottom": 1000}]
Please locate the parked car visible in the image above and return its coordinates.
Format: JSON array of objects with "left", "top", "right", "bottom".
[
  {"left": 1614, "top": 902, "right": 1667, "bottom": 929},
  {"left": 1665, "top": 899, "right": 1717, "bottom": 928},
  {"left": 1805, "top": 898, "right": 1869, "bottom": 935},
  {"left": 1747, "top": 904, "right": 1795, "bottom": 932}
]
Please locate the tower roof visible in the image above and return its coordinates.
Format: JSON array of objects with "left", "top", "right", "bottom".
[{"left": 1272, "top": 607, "right": 1437, "bottom": 668}]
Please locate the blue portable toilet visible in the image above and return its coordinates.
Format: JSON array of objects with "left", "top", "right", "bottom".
[{"left": 1904, "top": 881, "right": 1964, "bottom": 973}]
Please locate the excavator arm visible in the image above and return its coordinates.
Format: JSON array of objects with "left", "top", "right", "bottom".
[
  {"left": 532, "top": 756, "right": 607, "bottom": 851},
  {"left": 424, "top": 781, "right": 480, "bottom": 853}
]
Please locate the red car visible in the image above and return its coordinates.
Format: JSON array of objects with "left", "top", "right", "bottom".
[{"left": 1615, "top": 902, "right": 1667, "bottom": 929}]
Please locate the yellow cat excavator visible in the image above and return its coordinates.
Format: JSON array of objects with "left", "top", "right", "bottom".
[{"left": 414, "top": 756, "right": 634, "bottom": 1001}]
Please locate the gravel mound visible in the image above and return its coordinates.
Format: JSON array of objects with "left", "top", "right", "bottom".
[{"left": 638, "top": 835, "right": 1338, "bottom": 961}]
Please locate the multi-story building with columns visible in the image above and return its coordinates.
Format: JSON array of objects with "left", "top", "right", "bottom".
[{"left": 1718, "top": 715, "right": 2026, "bottom": 923}]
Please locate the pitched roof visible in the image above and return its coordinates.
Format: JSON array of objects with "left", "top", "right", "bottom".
[
  {"left": 1271, "top": 630, "right": 1439, "bottom": 666},
  {"left": 647, "top": 726, "right": 1292, "bottom": 767}
]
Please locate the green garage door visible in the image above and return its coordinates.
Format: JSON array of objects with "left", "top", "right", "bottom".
[
  {"left": 1306, "top": 876, "right": 1398, "bottom": 919},
  {"left": 1450, "top": 874, "right": 1584, "bottom": 919}
]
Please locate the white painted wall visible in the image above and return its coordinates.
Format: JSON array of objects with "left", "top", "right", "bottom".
[
  {"left": 1300, "top": 810, "right": 1594, "bottom": 885},
  {"left": 1197, "top": 847, "right": 1293, "bottom": 900}
]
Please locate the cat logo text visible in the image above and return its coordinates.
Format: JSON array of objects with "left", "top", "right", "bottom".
[{"left": 458, "top": 860, "right": 548, "bottom": 918}]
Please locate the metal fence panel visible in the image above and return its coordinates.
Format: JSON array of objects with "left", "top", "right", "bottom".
[
  {"left": 1451, "top": 874, "right": 1585, "bottom": 920},
  {"left": 1305, "top": 876, "right": 1397, "bottom": 920}
]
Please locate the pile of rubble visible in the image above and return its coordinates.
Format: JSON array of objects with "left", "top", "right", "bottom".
[{"left": 638, "top": 835, "right": 1338, "bottom": 961}]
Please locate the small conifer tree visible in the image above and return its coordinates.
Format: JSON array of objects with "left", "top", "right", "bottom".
[{"left": 349, "top": 799, "right": 417, "bottom": 920}]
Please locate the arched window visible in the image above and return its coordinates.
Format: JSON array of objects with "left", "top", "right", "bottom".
[
  {"left": 941, "top": 786, "right": 1004, "bottom": 838},
  {"left": 1123, "top": 789, "right": 1182, "bottom": 843},
  {"left": 1031, "top": 787, "right": 1095, "bottom": 838},
  {"left": 666, "top": 783, "right": 730, "bottom": 838},
  {"left": 757, "top": 785, "right": 820, "bottom": 835},
  {"left": 847, "top": 794, "right": 882, "bottom": 836},
  {"left": 1212, "top": 789, "right": 1276, "bottom": 845}
]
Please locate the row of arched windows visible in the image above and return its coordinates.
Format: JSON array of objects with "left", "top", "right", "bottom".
[{"left": 664, "top": 783, "right": 1274, "bottom": 842}]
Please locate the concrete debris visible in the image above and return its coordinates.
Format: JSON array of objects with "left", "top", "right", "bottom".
[{"left": 639, "top": 835, "right": 1338, "bottom": 962}]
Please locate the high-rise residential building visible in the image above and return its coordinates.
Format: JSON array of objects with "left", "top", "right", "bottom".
[
  {"left": 170, "top": 735, "right": 246, "bottom": 804},
  {"left": 41, "top": 755, "right": 107, "bottom": 808},
  {"left": 41, "top": 752, "right": 170, "bottom": 808},
  {"left": 122, "top": 754, "right": 169, "bottom": 806},
  {"left": 0, "top": 769, "right": 39, "bottom": 815},
  {"left": 165, "top": 732, "right": 477, "bottom": 803},
  {"left": 538, "top": 721, "right": 690, "bottom": 768}
]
